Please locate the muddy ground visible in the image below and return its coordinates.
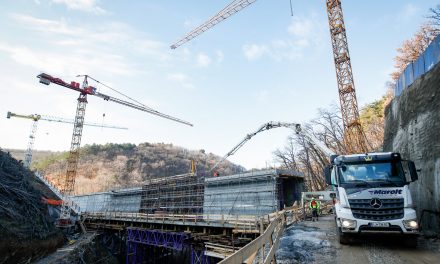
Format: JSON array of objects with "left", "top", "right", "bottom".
[
  {"left": 276, "top": 215, "right": 440, "bottom": 264},
  {"left": 35, "top": 233, "right": 119, "bottom": 264}
]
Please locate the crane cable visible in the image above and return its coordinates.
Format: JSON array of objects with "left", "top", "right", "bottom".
[
  {"left": 79, "top": 75, "right": 156, "bottom": 112},
  {"left": 289, "top": 0, "right": 294, "bottom": 16}
]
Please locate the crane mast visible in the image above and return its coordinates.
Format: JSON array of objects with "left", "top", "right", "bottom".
[
  {"left": 25, "top": 119, "right": 39, "bottom": 167},
  {"left": 325, "top": 0, "right": 367, "bottom": 153},
  {"left": 171, "top": 0, "right": 368, "bottom": 154},
  {"left": 64, "top": 76, "right": 88, "bottom": 195}
]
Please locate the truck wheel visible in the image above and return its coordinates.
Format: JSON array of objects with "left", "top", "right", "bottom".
[{"left": 337, "top": 227, "right": 350, "bottom": 245}]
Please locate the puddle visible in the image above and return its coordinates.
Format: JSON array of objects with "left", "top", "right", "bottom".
[{"left": 276, "top": 225, "right": 335, "bottom": 264}]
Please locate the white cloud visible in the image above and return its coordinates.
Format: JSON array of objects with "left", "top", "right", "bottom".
[
  {"left": 196, "top": 53, "right": 212, "bottom": 67},
  {"left": 11, "top": 13, "right": 83, "bottom": 35},
  {"left": 242, "top": 14, "right": 325, "bottom": 61},
  {"left": 402, "top": 3, "right": 419, "bottom": 18},
  {"left": 242, "top": 41, "right": 302, "bottom": 62},
  {"left": 256, "top": 90, "right": 268, "bottom": 102},
  {"left": 394, "top": 3, "right": 420, "bottom": 23},
  {"left": 183, "top": 18, "right": 202, "bottom": 29},
  {"left": 287, "top": 15, "right": 325, "bottom": 49},
  {"left": 167, "top": 73, "right": 195, "bottom": 90},
  {"left": 243, "top": 44, "right": 268, "bottom": 60},
  {"left": 216, "top": 50, "right": 224, "bottom": 63},
  {"left": 288, "top": 17, "right": 313, "bottom": 38},
  {"left": 10, "top": 14, "right": 166, "bottom": 57},
  {"left": 51, "top": 0, "right": 108, "bottom": 15},
  {"left": 0, "top": 42, "right": 134, "bottom": 77},
  {"left": 3, "top": 13, "right": 173, "bottom": 78}
]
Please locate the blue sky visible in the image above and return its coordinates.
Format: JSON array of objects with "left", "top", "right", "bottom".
[{"left": 0, "top": 0, "right": 437, "bottom": 169}]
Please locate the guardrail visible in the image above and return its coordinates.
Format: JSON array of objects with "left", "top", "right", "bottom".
[
  {"left": 83, "top": 211, "right": 262, "bottom": 232},
  {"left": 218, "top": 206, "right": 303, "bottom": 264},
  {"left": 34, "top": 171, "right": 80, "bottom": 214}
]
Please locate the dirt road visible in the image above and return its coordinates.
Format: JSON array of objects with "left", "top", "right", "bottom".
[{"left": 275, "top": 215, "right": 440, "bottom": 264}]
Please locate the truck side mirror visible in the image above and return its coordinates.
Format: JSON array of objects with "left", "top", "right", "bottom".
[
  {"left": 324, "top": 165, "right": 332, "bottom": 185},
  {"left": 408, "top": 161, "right": 418, "bottom": 182}
]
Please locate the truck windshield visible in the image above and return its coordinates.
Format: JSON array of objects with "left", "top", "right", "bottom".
[{"left": 337, "top": 161, "right": 406, "bottom": 187}]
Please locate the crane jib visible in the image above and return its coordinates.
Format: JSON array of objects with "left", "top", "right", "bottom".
[
  {"left": 37, "top": 72, "right": 193, "bottom": 127},
  {"left": 95, "top": 92, "right": 193, "bottom": 127}
]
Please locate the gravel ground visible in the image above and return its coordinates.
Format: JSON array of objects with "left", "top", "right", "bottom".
[{"left": 276, "top": 215, "right": 440, "bottom": 264}]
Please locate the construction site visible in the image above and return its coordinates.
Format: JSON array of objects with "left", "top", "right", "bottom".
[{"left": 1, "top": 0, "right": 440, "bottom": 263}]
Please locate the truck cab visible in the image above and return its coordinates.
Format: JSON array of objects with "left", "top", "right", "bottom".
[{"left": 324, "top": 152, "right": 419, "bottom": 246}]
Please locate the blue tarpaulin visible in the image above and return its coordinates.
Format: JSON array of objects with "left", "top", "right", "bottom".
[{"left": 395, "top": 34, "right": 440, "bottom": 96}]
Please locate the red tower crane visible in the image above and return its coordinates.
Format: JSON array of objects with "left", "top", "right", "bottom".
[
  {"left": 170, "top": 0, "right": 367, "bottom": 154},
  {"left": 38, "top": 73, "right": 193, "bottom": 195},
  {"left": 37, "top": 73, "right": 193, "bottom": 226}
]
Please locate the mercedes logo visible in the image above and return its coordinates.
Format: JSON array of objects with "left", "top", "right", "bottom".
[{"left": 370, "top": 198, "right": 382, "bottom": 209}]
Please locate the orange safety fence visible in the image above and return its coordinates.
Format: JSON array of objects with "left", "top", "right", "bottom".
[{"left": 42, "top": 197, "right": 63, "bottom": 206}]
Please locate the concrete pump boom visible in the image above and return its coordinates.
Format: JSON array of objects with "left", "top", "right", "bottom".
[{"left": 210, "top": 121, "right": 335, "bottom": 172}]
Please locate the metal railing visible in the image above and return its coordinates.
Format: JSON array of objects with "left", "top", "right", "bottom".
[
  {"left": 34, "top": 171, "right": 80, "bottom": 214},
  {"left": 219, "top": 206, "right": 303, "bottom": 264},
  {"left": 82, "top": 206, "right": 304, "bottom": 263}
]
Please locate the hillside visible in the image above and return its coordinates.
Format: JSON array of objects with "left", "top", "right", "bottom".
[
  {"left": 0, "top": 150, "right": 63, "bottom": 263},
  {"left": 12, "top": 143, "right": 244, "bottom": 195}
]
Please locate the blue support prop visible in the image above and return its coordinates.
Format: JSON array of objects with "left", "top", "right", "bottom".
[
  {"left": 127, "top": 228, "right": 188, "bottom": 250},
  {"left": 126, "top": 228, "right": 190, "bottom": 263},
  {"left": 190, "top": 247, "right": 211, "bottom": 264}
]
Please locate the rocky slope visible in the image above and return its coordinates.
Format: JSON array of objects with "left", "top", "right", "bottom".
[{"left": 0, "top": 149, "right": 63, "bottom": 264}]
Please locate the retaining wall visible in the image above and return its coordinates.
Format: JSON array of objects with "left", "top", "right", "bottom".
[{"left": 384, "top": 62, "right": 440, "bottom": 234}]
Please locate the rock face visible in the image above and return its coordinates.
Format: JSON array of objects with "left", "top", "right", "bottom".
[{"left": 383, "top": 62, "right": 440, "bottom": 234}]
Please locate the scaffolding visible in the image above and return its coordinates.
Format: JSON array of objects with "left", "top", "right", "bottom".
[
  {"left": 73, "top": 169, "right": 304, "bottom": 219},
  {"left": 140, "top": 173, "right": 205, "bottom": 214}
]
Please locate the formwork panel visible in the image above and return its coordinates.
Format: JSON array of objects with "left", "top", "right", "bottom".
[{"left": 203, "top": 169, "right": 303, "bottom": 219}]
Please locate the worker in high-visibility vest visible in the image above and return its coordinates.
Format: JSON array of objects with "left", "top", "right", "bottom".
[{"left": 309, "top": 197, "right": 320, "bottom": 222}]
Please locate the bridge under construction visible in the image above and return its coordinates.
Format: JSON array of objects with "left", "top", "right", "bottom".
[{"left": 64, "top": 169, "right": 304, "bottom": 263}]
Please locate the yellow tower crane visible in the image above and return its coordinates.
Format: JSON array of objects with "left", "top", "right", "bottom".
[
  {"left": 170, "top": 0, "right": 367, "bottom": 154},
  {"left": 6, "top": 111, "right": 127, "bottom": 168}
]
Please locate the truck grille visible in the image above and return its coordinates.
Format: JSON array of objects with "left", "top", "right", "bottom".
[{"left": 348, "top": 198, "right": 404, "bottom": 221}]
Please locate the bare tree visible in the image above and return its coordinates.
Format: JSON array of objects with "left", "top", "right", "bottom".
[
  {"left": 428, "top": 5, "right": 440, "bottom": 27},
  {"left": 273, "top": 136, "right": 299, "bottom": 171},
  {"left": 392, "top": 23, "right": 439, "bottom": 81},
  {"left": 274, "top": 106, "right": 346, "bottom": 191}
]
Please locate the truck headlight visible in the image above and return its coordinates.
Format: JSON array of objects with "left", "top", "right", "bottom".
[
  {"left": 340, "top": 218, "right": 357, "bottom": 229},
  {"left": 403, "top": 219, "right": 418, "bottom": 230}
]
